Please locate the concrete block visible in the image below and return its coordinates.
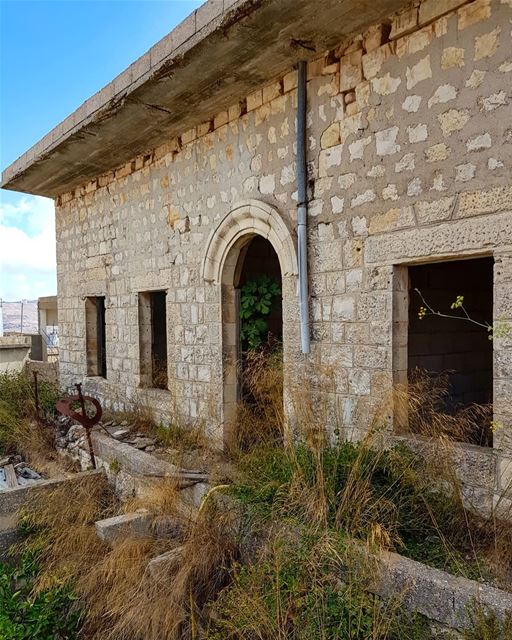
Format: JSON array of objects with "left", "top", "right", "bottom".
[
  {"left": 147, "top": 545, "right": 184, "bottom": 579},
  {"left": 95, "top": 510, "right": 151, "bottom": 545}
]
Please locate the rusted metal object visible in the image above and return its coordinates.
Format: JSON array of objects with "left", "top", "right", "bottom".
[
  {"left": 56, "top": 383, "right": 102, "bottom": 469},
  {"left": 32, "top": 370, "right": 40, "bottom": 423}
]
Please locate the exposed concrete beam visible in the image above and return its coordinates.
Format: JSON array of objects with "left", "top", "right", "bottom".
[{"left": 1, "top": 0, "right": 409, "bottom": 198}]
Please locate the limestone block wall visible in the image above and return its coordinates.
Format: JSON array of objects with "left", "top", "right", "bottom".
[{"left": 55, "top": 0, "right": 512, "bottom": 508}]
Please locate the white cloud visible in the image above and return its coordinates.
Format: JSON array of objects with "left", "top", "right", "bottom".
[{"left": 0, "top": 194, "right": 57, "bottom": 300}]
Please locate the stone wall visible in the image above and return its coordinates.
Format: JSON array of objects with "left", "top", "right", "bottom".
[{"left": 55, "top": 0, "right": 512, "bottom": 508}]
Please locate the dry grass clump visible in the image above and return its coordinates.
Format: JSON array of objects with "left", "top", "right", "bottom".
[
  {"left": 395, "top": 368, "right": 493, "bottom": 446},
  {"left": 13, "top": 356, "right": 512, "bottom": 639},
  {"left": 77, "top": 485, "right": 242, "bottom": 640},
  {"left": 18, "top": 474, "right": 118, "bottom": 590},
  {"left": 228, "top": 349, "right": 285, "bottom": 455},
  {"left": 0, "top": 368, "right": 61, "bottom": 470}
]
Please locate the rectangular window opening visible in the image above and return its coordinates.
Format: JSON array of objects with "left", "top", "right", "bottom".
[
  {"left": 139, "top": 291, "right": 168, "bottom": 389},
  {"left": 85, "top": 296, "right": 106, "bottom": 378},
  {"left": 396, "top": 257, "right": 494, "bottom": 447}
]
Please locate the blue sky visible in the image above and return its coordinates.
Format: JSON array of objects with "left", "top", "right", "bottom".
[{"left": 0, "top": 0, "right": 201, "bottom": 300}]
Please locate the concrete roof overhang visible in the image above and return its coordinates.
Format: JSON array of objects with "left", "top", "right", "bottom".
[{"left": 1, "top": 0, "right": 408, "bottom": 198}]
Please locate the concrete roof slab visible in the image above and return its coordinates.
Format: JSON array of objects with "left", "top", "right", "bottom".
[{"left": 1, "top": 0, "right": 409, "bottom": 197}]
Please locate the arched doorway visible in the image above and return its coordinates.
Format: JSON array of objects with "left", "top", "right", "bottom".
[
  {"left": 221, "top": 234, "right": 283, "bottom": 446},
  {"left": 201, "top": 200, "right": 298, "bottom": 445}
]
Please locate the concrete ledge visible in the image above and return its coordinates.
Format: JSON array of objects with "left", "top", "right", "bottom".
[
  {"left": 91, "top": 431, "right": 180, "bottom": 477},
  {"left": 0, "top": 469, "right": 105, "bottom": 516},
  {"left": 373, "top": 550, "right": 512, "bottom": 631},
  {"left": 95, "top": 510, "right": 151, "bottom": 545}
]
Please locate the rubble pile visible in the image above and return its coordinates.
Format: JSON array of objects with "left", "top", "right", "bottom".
[
  {"left": 55, "top": 416, "right": 158, "bottom": 461},
  {"left": 0, "top": 455, "right": 42, "bottom": 490}
]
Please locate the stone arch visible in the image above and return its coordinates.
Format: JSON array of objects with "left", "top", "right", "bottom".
[
  {"left": 201, "top": 199, "right": 298, "bottom": 285},
  {"left": 202, "top": 200, "right": 297, "bottom": 445}
]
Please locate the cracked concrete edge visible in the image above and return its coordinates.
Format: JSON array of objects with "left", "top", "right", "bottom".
[
  {"left": 0, "top": 0, "right": 251, "bottom": 188},
  {"left": 373, "top": 549, "right": 512, "bottom": 630},
  {"left": 0, "top": 469, "right": 105, "bottom": 516}
]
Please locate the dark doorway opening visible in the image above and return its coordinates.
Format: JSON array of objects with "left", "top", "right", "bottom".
[
  {"left": 224, "top": 235, "right": 283, "bottom": 449},
  {"left": 408, "top": 257, "right": 493, "bottom": 446}
]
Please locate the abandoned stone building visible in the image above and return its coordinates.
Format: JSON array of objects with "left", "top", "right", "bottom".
[{"left": 2, "top": 0, "right": 511, "bottom": 511}]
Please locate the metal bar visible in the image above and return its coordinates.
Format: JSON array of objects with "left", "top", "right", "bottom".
[{"left": 296, "top": 60, "right": 310, "bottom": 354}]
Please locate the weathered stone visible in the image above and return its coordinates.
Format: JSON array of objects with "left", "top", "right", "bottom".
[
  {"left": 402, "top": 95, "right": 422, "bottom": 112},
  {"left": 247, "top": 89, "right": 263, "bottom": 111},
  {"left": 478, "top": 90, "right": 507, "bottom": 111},
  {"left": 415, "top": 196, "right": 455, "bottom": 223},
  {"left": 344, "top": 91, "right": 356, "bottom": 105},
  {"left": 369, "top": 206, "right": 415, "bottom": 234},
  {"left": 362, "top": 44, "right": 394, "bottom": 79},
  {"left": 331, "top": 195, "right": 345, "bottom": 214},
  {"left": 465, "top": 69, "right": 486, "bottom": 88},
  {"left": 351, "top": 189, "right": 376, "bottom": 207},
  {"left": 458, "top": 0, "right": 491, "bottom": 30},
  {"left": 428, "top": 84, "right": 457, "bottom": 108},
  {"left": 438, "top": 108, "right": 470, "bottom": 136},
  {"left": 457, "top": 186, "right": 512, "bottom": 217},
  {"left": 319, "top": 144, "right": 343, "bottom": 177},
  {"left": 474, "top": 27, "right": 501, "bottom": 61},
  {"left": 349, "top": 136, "right": 371, "bottom": 161},
  {"left": 407, "top": 123, "right": 428, "bottom": 143},
  {"left": 383, "top": 183, "right": 399, "bottom": 201},
  {"left": 363, "top": 24, "right": 386, "bottom": 52},
  {"left": 340, "top": 49, "right": 363, "bottom": 92},
  {"left": 425, "top": 142, "right": 451, "bottom": 162},
  {"left": 320, "top": 122, "right": 341, "bottom": 149},
  {"left": 395, "top": 25, "right": 433, "bottom": 58},
  {"left": 371, "top": 73, "right": 401, "bottom": 95},
  {"left": 259, "top": 174, "right": 275, "bottom": 194},
  {"left": 355, "top": 82, "right": 371, "bottom": 109},
  {"left": 95, "top": 511, "right": 151, "bottom": 545},
  {"left": 466, "top": 132, "right": 491, "bottom": 151},
  {"left": 406, "top": 55, "right": 432, "bottom": 89},
  {"left": 441, "top": 47, "right": 465, "bottom": 69},
  {"left": 395, "top": 152, "right": 415, "bottom": 173},
  {"left": 373, "top": 549, "right": 512, "bottom": 630},
  {"left": 455, "top": 162, "right": 476, "bottom": 182},
  {"left": 407, "top": 177, "right": 422, "bottom": 196},
  {"left": 376, "top": 126, "right": 400, "bottom": 156}
]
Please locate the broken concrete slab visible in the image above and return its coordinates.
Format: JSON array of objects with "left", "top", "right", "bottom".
[
  {"left": 147, "top": 546, "right": 184, "bottom": 580},
  {"left": 95, "top": 510, "right": 151, "bottom": 545}
]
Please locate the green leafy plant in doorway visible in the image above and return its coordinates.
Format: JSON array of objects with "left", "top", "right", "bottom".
[{"left": 240, "top": 275, "right": 281, "bottom": 350}]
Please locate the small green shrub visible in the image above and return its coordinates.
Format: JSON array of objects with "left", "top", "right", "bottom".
[
  {"left": 0, "top": 550, "right": 82, "bottom": 640},
  {"left": 240, "top": 275, "right": 281, "bottom": 349}
]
